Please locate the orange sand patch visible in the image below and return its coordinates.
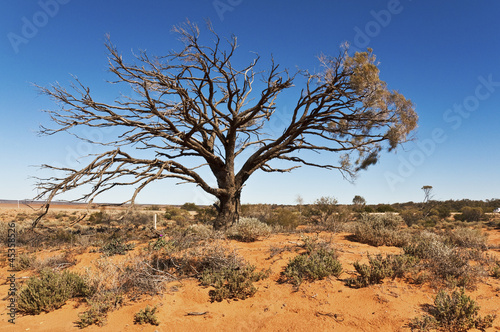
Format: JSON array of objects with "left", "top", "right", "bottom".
[{"left": 1, "top": 217, "right": 499, "bottom": 331}]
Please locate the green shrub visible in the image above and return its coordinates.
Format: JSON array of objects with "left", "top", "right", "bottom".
[
  {"left": 267, "top": 208, "right": 300, "bottom": 229},
  {"left": 409, "top": 288, "right": 495, "bottom": 331},
  {"left": 181, "top": 202, "right": 199, "bottom": 212},
  {"left": 456, "top": 207, "right": 483, "bottom": 222},
  {"left": 376, "top": 204, "right": 396, "bottom": 213},
  {"left": 400, "top": 209, "right": 423, "bottom": 227},
  {"left": 134, "top": 305, "right": 160, "bottom": 326},
  {"left": 437, "top": 206, "right": 451, "bottom": 219},
  {"left": 100, "top": 238, "right": 135, "bottom": 256},
  {"left": 491, "top": 262, "right": 500, "bottom": 279},
  {"left": 346, "top": 254, "right": 418, "bottom": 288},
  {"left": 200, "top": 265, "right": 269, "bottom": 302},
  {"left": 226, "top": 217, "right": 271, "bottom": 242},
  {"left": 164, "top": 207, "right": 181, "bottom": 220},
  {"left": 18, "top": 268, "right": 90, "bottom": 315},
  {"left": 281, "top": 248, "right": 342, "bottom": 287},
  {"left": 88, "top": 211, "right": 111, "bottom": 224},
  {"left": 353, "top": 213, "right": 409, "bottom": 247}
]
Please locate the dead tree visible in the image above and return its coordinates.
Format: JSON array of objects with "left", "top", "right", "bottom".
[{"left": 35, "top": 21, "right": 417, "bottom": 229}]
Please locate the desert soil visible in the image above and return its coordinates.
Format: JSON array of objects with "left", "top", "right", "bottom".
[{"left": 0, "top": 205, "right": 499, "bottom": 332}]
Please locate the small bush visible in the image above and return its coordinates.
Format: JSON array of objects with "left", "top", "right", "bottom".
[
  {"left": 226, "top": 217, "right": 271, "bottom": 242},
  {"left": 200, "top": 264, "right": 270, "bottom": 302},
  {"left": 12, "top": 253, "right": 36, "bottom": 271},
  {"left": 354, "top": 213, "right": 409, "bottom": 247},
  {"left": 76, "top": 291, "right": 123, "bottom": 328},
  {"left": 267, "top": 208, "right": 300, "bottom": 229},
  {"left": 400, "top": 209, "right": 423, "bottom": 227},
  {"left": 491, "top": 262, "right": 500, "bottom": 279},
  {"left": 455, "top": 207, "right": 483, "bottom": 222},
  {"left": 88, "top": 211, "right": 111, "bottom": 224},
  {"left": 404, "top": 232, "right": 483, "bottom": 289},
  {"left": 346, "top": 254, "right": 418, "bottom": 288},
  {"left": 134, "top": 305, "right": 160, "bottom": 326},
  {"left": 409, "top": 288, "right": 495, "bottom": 331},
  {"left": 18, "top": 268, "right": 90, "bottom": 315},
  {"left": 281, "top": 247, "right": 342, "bottom": 287},
  {"left": 100, "top": 238, "right": 135, "bottom": 256},
  {"left": 446, "top": 227, "right": 488, "bottom": 251},
  {"left": 181, "top": 202, "right": 199, "bottom": 212}
]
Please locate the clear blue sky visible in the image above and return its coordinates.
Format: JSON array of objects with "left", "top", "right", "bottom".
[{"left": 1, "top": 0, "right": 499, "bottom": 206}]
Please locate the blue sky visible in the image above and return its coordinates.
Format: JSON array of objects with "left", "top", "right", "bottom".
[{"left": 1, "top": 0, "right": 499, "bottom": 206}]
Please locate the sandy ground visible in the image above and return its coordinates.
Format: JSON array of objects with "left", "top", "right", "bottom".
[{"left": 1, "top": 206, "right": 499, "bottom": 331}]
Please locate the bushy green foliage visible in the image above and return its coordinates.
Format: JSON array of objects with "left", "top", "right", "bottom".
[
  {"left": 400, "top": 208, "right": 423, "bottom": 227},
  {"left": 134, "top": 305, "right": 160, "bottom": 326},
  {"left": 18, "top": 268, "right": 90, "bottom": 315},
  {"left": 376, "top": 204, "right": 396, "bottom": 213},
  {"left": 88, "top": 211, "right": 111, "bottom": 224},
  {"left": 226, "top": 217, "right": 271, "bottom": 242},
  {"left": 200, "top": 265, "right": 269, "bottom": 302},
  {"left": 409, "top": 288, "right": 495, "bottom": 331},
  {"left": 346, "top": 254, "right": 418, "bottom": 288},
  {"left": 100, "top": 238, "right": 135, "bottom": 256},
  {"left": 282, "top": 247, "right": 342, "bottom": 287},
  {"left": 455, "top": 207, "right": 484, "bottom": 222},
  {"left": 181, "top": 202, "right": 199, "bottom": 212},
  {"left": 353, "top": 213, "right": 409, "bottom": 247},
  {"left": 267, "top": 208, "right": 300, "bottom": 229}
]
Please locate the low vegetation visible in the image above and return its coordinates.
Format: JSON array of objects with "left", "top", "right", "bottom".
[
  {"left": 226, "top": 217, "right": 272, "bottom": 242},
  {"left": 346, "top": 254, "right": 418, "bottom": 288},
  {"left": 4, "top": 201, "right": 498, "bottom": 330},
  {"left": 18, "top": 268, "right": 90, "bottom": 315},
  {"left": 134, "top": 305, "right": 160, "bottom": 326},
  {"left": 409, "top": 288, "right": 495, "bottom": 331},
  {"left": 281, "top": 238, "right": 342, "bottom": 287}
]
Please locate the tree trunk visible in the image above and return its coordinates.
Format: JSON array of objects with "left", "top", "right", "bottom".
[{"left": 213, "top": 190, "right": 241, "bottom": 230}]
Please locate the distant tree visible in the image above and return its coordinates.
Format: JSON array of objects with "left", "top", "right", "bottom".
[
  {"left": 313, "top": 196, "right": 338, "bottom": 224},
  {"left": 352, "top": 195, "right": 366, "bottom": 211},
  {"left": 34, "top": 20, "right": 417, "bottom": 229},
  {"left": 295, "top": 195, "right": 304, "bottom": 221},
  {"left": 421, "top": 185, "right": 434, "bottom": 216},
  {"left": 421, "top": 185, "right": 434, "bottom": 204}
]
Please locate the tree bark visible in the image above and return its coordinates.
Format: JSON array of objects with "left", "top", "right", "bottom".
[{"left": 214, "top": 189, "right": 241, "bottom": 229}]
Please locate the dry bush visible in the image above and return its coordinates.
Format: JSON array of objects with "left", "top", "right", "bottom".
[
  {"left": 226, "top": 217, "right": 272, "bottom": 242},
  {"left": 353, "top": 213, "right": 411, "bottom": 247},
  {"left": 446, "top": 227, "right": 488, "bottom": 251},
  {"left": 404, "top": 231, "right": 486, "bottom": 289}
]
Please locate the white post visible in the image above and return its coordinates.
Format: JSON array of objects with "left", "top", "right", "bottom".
[
  {"left": 18, "top": 200, "right": 20, "bottom": 209},
  {"left": 154, "top": 214, "right": 157, "bottom": 230}
]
